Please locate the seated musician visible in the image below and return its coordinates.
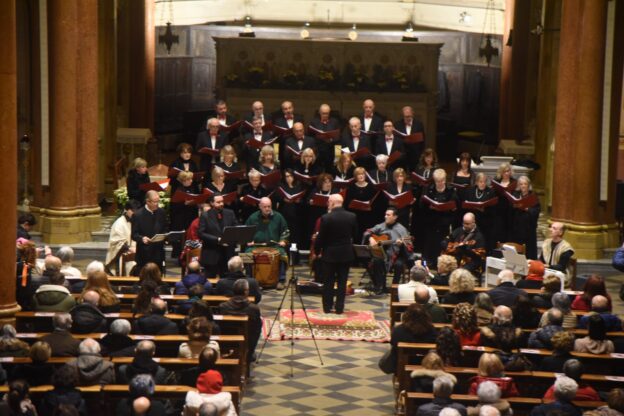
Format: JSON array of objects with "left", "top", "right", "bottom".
[
  {"left": 362, "top": 207, "right": 412, "bottom": 295},
  {"left": 442, "top": 212, "right": 486, "bottom": 278},
  {"left": 245, "top": 197, "right": 290, "bottom": 290},
  {"left": 540, "top": 221, "right": 575, "bottom": 287}
]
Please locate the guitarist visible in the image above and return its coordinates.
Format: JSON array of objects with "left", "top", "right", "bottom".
[
  {"left": 442, "top": 212, "right": 486, "bottom": 278},
  {"left": 362, "top": 207, "right": 413, "bottom": 295}
]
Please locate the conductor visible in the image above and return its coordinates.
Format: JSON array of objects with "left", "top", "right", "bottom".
[{"left": 314, "top": 194, "right": 358, "bottom": 314}]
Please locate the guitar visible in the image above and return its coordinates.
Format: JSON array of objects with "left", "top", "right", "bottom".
[{"left": 369, "top": 234, "right": 413, "bottom": 260}]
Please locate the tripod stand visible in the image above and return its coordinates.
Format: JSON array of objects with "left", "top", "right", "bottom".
[{"left": 257, "top": 247, "right": 324, "bottom": 377}]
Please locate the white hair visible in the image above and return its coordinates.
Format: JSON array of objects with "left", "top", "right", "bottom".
[
  {"left": 86, "top": 261, "right": 105, "bottom": 275},
  {"left": 554, "top": 376, "right": 578, "bottom": 401},
  {"left": 440, "top": 409, "right": 461, "bottom": 416},
  {"left": 498, "top": 269, "right": 514, "bottom": 283},
  {"left": 477, "top": 381, "right": 501, "bottom": 403},
  {"left": 433, "top": 375, "right": 455, "bottom": 398},
  {"left": 110, "top": 319, "right": 131, "bottom": 336},
  {"left": 56, "top": 246, "right": 75, "bottom": 264},
  {"left": 479, "top": 405, "right": 501, "bottom": 416},
  {"left": 227, "top": 256, "right": 244, "bottom": 272},
  {"left": 375, "top": 154, "right": 389, "bottom": 163},
  {"left": 78, "top": 338, "right": 101, "bottom": 355}
]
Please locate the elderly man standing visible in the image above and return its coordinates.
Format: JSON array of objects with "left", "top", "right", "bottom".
[
  {"left": 314, "top": 194, "right": 358, "bottom": 314},
  {"left": 131, "top": 190, "right": 168, "bottom": 274},
  {"left": 540, "top": 222, "right": 575, "bottom": 287},
  {"left": 245, "top": 197, "right": 290, "bottom": 290}
]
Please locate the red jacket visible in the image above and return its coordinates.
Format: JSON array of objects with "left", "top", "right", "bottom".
[
  {"left": 544, "top": 384, "right": 600, "bottom": 401},
  {"left": 469, "top": 376, "right": 519, "bottom": 398},
  {"left": 571, "top": 295, "right": 612, "bottom": 312},
  {"left": 456, "top": 329, "right": 481, "bottom": 347}
]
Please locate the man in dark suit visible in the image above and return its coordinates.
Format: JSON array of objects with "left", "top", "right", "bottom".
[
  {"left": 215, "top": 255, "right": 262, "bottom": 303},
  {"left": 314, "top": 194, "right": 358, "bottom": 314},
  {"left": 198, "top": 194, "right": 239, "bottom": 278},
  {"left": 375, "top": 120, "right": 405, "bottom": 171},
  {"left": 214, "top": 99, "right": 236, "bottom": 127},
  {"left": 243, "top": 116, "right": 274, "bottom": 170},
  {"left": 131, "top": 190, "right": 168, "bottom": 274},
  {"left": 487, "top": 269, "right": 528, "bottom": 307},
  {"left": 273, "top": 100, "right": 304, "bottom": 165},
  {"left": 195, "top": 117, "right": 227, "bottom": 172},
  {"left": 309, "top": 103, "right": 341, "bottom": 171},
  {"left": 394, "top": 105, "right": 425, "bottom": 171},
  {"left": 341, "top": 117, "right": 374, "bottom": 170},
  {"left": 358, "top": 99, "right": 384, "bottom": 133},
  {"left": 284, "top": 122, "right": 316, "bottom": 169},
  {"left": 244, "top": 100, "right": 268, "bottom": 126}
]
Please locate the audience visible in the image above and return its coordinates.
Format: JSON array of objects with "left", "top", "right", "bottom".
[
  {"left": 571, "top": 274, "right": 612, "bottom": 312},
  {"left": 184, "top": 362, "right": 238, "bottom": 416},
  {"left": 487, "top": 270, "right": 527, "bottom": 307},
  {"left": 452, "top": 303, "right": 481, "bottom": 346},
  {"left": 584, "top": 388, "right": 624, "bottom": 416},
  {"left": 134, "top": 298, "right": 179, "bottom": 335},
  {"left": 214, "top": 256, "right": 262, "bottom": 303},
  {"left": 0, "top": 324, "right": 30, "bottom": 357},
  {"left": 399, "top": 265, "right": 439, "bottom": 303},
  {"left": 469, "top": 353, "right": 519, "bottom": 398},
  {"left": 174, "top": 260, "right": 213, "bottom": 296},
  {"left": 527, "top": 308, "right": 564, "bottom": 349},
  {"left": 414, "top": 286, "right": 448, "bottom": 323},
  {"left": 529, "top": 376, "right": 581, "bottom": 416},
  {"left": 473, "top": 293, "right": 494, "bottom": 326},
  {"left": 538, "top": 291, "right": 578, "bottom": 329},
  {"left": 515, "top": 260, "right": 545, "bottom": 290},
  {"left": 39, "top": 364, "right": 87, "bottom": 416},
  {"left": 511, "top": 294, "right": 541, "bottom": 330},
  {"left": 0, "top": 380, "right": 38, "bottom": 415},
  {"left": 179, "top": 345, "right": 227, "bottom": 388},
  {"left": 175, "top": 283, "right": 207, "bottom": 315},
  {"left": 577, "top": 295, "right": 622, "bottom": 332},
  {"left": 67, "top": 338, "right": 115, "bottom": 386},
  {"left": 79, "top": 270, "right": 120, "bottom": 313},
  {"left": 41, "top": 313, "right": 80, "bottom": 357},
  {"left": 100, "top": 319, "right": 136, "bottom": 357},
  {"left": 480, "top": 306, "right": 522, "bottom": 351},
  {"left": 410, "top": 351, "right": 456, "bottom": 393},
  {"left": 389, "top": 303, "right": 437, "bottom": 373},
  {"left": 69, "top": 290, "right": 108, "bottom": 334},
  {"left": 442, "top": 269, "right": 476, "bottom": 305},
  {"left": 436, "top": 327, "right": 462, "bottom": 367},
  {"left": 415, "top": 375, "right": 467, "bottom": 416},
  {"left": 538, "top": 331, "right": 575, "bottom": 372},
  {"left": 466, "top": 381, "right": 512, "bottom": 416},
  {"left": 57, "top": 246, "right": 82, "bottom": 280},
  {"left": 117, "top": 340, "right": 172, "bottom": 385},
  {"left": 10, "top": 341, "right": 54, "bottom": 386},
  {"left": 179, "top": 317, "right": 220, "bottom": 359},
  {"left": 574, "top": 314, "right": 615, "bottom": 354},
  {"left": 531, "top": 274, "right": 562, "bottom": 309},
  {"left": 32, "top": 271, "right": 76, "bottom": 312},
  {"left": 543, "top": 359, "right": 600, "bottom": 401},
  {"left": 429, "top": 255, "right": 458, "bottom": 286}
]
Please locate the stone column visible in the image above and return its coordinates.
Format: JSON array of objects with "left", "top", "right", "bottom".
[
  {"left": 31, "top": 0, "right": 101, "bottom": 243},
  {"left": 551, "top": 0, "right": 621, "bottom": 258},
  {"left": 0, "top": 0, "right": 20, "bottom": 323},
  {"left": 128, "top": 0, "right": 155, "bottom": 132}
]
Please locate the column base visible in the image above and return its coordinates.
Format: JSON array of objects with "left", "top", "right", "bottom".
[
  {"left": 30, "top": 205, "right": 101, "bottom": 244},
  {"left": 0, "top": 303, "right": 21, "bottom": 326},
  {"left": 548, "top": 220, "right": 620, "bottom": 259}
]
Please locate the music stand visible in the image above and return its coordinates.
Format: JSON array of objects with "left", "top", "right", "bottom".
[
  {"left": 221, "top": 225, "right": 257, "bottom": 246},
  {"left": 353, "top": 244, "right": 376, "bottom": 292}
]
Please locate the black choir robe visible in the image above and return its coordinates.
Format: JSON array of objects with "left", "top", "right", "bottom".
[
  {"left": 169, "top": 183, "right": 200, "bottom": 258},
  {"left": 394, "top": 118, "right": 425, "bottom": 171},
  {"left": 126, "top": 170, "right": 150, "bottom": 203},
  {"left": 463, "top": 185, "right": 497, "bottom": 254},
  {"left": 131, "top": 206, "right": 168, "bottom": 272},
  {"left": 345, "top": 182, "right": 378, "bottom": 240},
  {"left": 195, "top": 131, "right": 227, "bottom": 172},
  {"left": 421, "top": 185, "right": 458, "bottom": 267},
  {"left": 309, "top": 117, "right": 341, "bottom": 171},
  {"left": 509, "top": 190, "right": 541, "bottom": 260}
]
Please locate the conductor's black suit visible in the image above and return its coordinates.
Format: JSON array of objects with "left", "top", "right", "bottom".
[
  {"left": 198, "top": 207, "right": 239, "bottom": 278},
  {"left": 314, "top": 206, "right": 358, "bottom": 314}
]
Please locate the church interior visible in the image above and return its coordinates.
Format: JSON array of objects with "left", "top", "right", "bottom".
[{"left": 1, "top": 0, "right": 624, "bottom": 414}]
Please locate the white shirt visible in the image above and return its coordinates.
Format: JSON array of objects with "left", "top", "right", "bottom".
[
  {"left": 405, "top": 122, "right": 412, "bottom": 135},
  {"left": 385, "top": 137, "right": 393, "bottom": 154},
  {"left": 353, "top": 137, "right": 359, "bottom": 151},
  {"left": 364, "top": 117, "right": 372, "bottom": 132},
  {"left": 397, "top": 281, "right": 439, "bottom": 304},
  {"left": 286, "top": 118, "right": 294, "bottom": 128}
]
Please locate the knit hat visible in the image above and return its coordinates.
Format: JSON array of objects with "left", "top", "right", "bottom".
[
  {"left": 196, "top": 369, "right": 223, "bottom": 394},
  {"left": 526, "top": 260, "right": 545, "bottom": 281}
]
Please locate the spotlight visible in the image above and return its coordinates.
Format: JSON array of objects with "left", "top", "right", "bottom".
[
  {"left": 348, "top": 23, "right": 358, "bottom": 41},
  {"left": 459, "top": 11, "right": 473, "bottom": 25},
  {"left": 239, "top": 16, "right": 255, "bottom": 37},
  {"left": 402, "top": 22, "right": 418, "bottom": 42}
]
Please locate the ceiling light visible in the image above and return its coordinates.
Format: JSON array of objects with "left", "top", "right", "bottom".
[
  {"left": 239, "top": 16, "right": 255, "bottom": 37},
  {"left": 459, "top": 11, "right": 472, "bottom": 25},
  {"left": 300, "top": 22, "right": 310, "bottom": 39},
  {"left": 348, "top": 23, "right": 358, "bottom": 41}
]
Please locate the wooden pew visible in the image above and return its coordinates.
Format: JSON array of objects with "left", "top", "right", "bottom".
[
  {"left": 67, "top": 294, "right": 256, "bottom": 312},
  {"left": 404, "top": 392, "right": 544, "bottom": 416},
  {"left": 75, "top": 276, "right": 219, "bottom": 286}
]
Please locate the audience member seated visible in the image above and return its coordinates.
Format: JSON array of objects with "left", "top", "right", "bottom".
[
  {"left": 78, "top": 270, "right": 120, "bottom": 313},
  {"left": 33, "top": 255, "right": 67, "bottom": 290},
  {"left": 179, "top": 345, "right": 227, "bottom": 387},
  {"left": 474, "top": 293, "right": 494, "bottom": 326},
  {"left": 56, "top": 246, "right": 82, "bottom": 280},
  {"left": 0, "top": 324, "right": 30, "bottom": 357},
  {"left": 134, "top": 298, "right": 179, "bottom": 335},
  {"left": 41, "top": 313, "right": 80, "bottom": 357},
  {"left": 116, "top": 374, "right": 167, "bottom": 416},
  {"left": 577, "top": 295, "right": 623, "bottom": 332},
  {"left": 452, "top": 303, "right": 481, "bottom": 346},
  {"left": 180, "top": 300, "right": 221, "bottom": 336},
  {"left": 399, "top": 266, "right": 439, "bottom": 303},
  {"left": 436, "top": 327, "right": 462, "bottom": 367},
  {"left": 415, "top": 375, "right": 467, "bottom": 416},
  {"left": 39, "top": 364, "right": 87, "bottom": 416},
  {"left": 538, "top": 331, "right": 575, "bottom": 373},
  {"left": 100, "top": 319, "right": 136, "bottom": 357},
  {"left": 67, "top": 338, "right": 115, "bottom": 386},
  {"left": 219, "top": 279, "right": 262, "bottom": 363},
  {"left": 466, "top": 381, "right": 512, "bottom": 416},
  {"left": 531, "top": 274, "right": 562, "bottom": 309},
  {"left": 32, "top": 271, "right": 76, "bottom": 312},
  {"left": 511, "top": 294, "right": 541, "bottom": 330},
  {"left": 117, "top": 340, "right": 172, "bottom": 385},
  {"left": 469, "top": 353, "right": 519, "bottom": 398},
  {"left": 175, "top": 284, "right": 206, "bottom": 316},
  {"left": 528, "top": 308, "right": 564, "bottom": 349},
  {"left": 584, "top": 388, "right": 624, "bottom": 416},
  {"left": 215, "top": 256, "right": 262, "bottom": 304},
  {"left": 613, "top": 242, "right": 624, "bottom": 272},
  {"left": 174, "top": 260, "right": 213, "bottom": 296},
  {"left": 529, "top": 376, "right": 581, "bottom": 416},
  {"left": 178, "top": 317, "right": 220, "bottom": 359},
  {"left": 539, "top": 292, "right": 578, "bottom": 329},
  {"left": 10, "top": 341, "right": 55, "bottom": 386},
  {"left": 415, "top": 286, "right": 448, "bottom": 323},
  {"left": 69, "top": 290, "right": 107, "bottom": 334},
  {"left": 442, "top": 269, "right": 477, "bottom": 305},
  {"left": 516, "top": 260, "right": 546, "bottom": 290},
  {"left": 388, "top": 304, "right": 437, "bottom": 374},
  {"left": 129, "top": 262, "right": 171, "bottom": 295},
  {"left": 410, "top": 351, "right": 457, "bottom": 393},
  {"left": 429, "top": 255, "right": 458, "bottom": 286},
  {"left": 571, "top": 274, "right": 612, "bottom": 312},
  {"left": 543, "top": 359, "right": 600, "bottom": 402},
  {"left": 184, "top": 363, "right": 238, "bottom": 416},
  {"left": 0, "top": 380, "right": 38, "bottom": 416},
  {"left": 574, "top": 314, "right": 615, "bottom": 354},
  {"left": 487, "top": 270, "right": 527, "bottom": 307},
  {"left": 480, "top": 306, "right": 522, "bottom": 351},
  {"left": 132, "top": 279, "right": 160, "bottom": 315}
]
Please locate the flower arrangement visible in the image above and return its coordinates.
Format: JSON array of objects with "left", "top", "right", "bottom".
[{"left": 112, "top": 187, "right": 170, "bottom": 213}]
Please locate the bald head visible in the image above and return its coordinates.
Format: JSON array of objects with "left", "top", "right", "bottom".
[
  {"left": 550, "top": 222, "right": 565, "bottom": 241},
  {"left": 591, "top": 295, "right": 609, "bottom": 312},
  {"left": 414, "top": 286, "right": 430, "bottom": 305},
  {"left": 363, "top": 99, "right": 375, "bottom": 116},
  {"left": 497, "top": 269, "right": 515, "bottom": 284},
  {"left": 328, "top": 194, "right": 343, "bottom": 210},
  {"left": 259, "top": 197, "right": 272, "bottom": 217},
  {"left": 44, "top": 256, "right": 62, "bottom": 272},
  {"left": 133, "top": 397, "right": 151, "bottom": 415},
  {"left": 82, "top": 290, "right": 100, "bottom": 307},
  {"left": 463, "top": 212, "right": 476, "bottom": 232},
  {"left": 493, "top": 305, "right": 512, "bottom": 324},
  {"left": 150, "top": 298, "right": 167, "bottom": 315}
]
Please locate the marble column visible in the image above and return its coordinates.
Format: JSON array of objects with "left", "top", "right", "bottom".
[
  {"left": 31, "top": 0, "right": 101, "bottom": 243},
  {"left": 551, "top": 0, "right": 621, "bottom": 258},
  {"left": 128, "top": 0, "right": 155, "bottom": 132},
  {"left": 0, "top": 0, "right": 20, "bottom": 323}
]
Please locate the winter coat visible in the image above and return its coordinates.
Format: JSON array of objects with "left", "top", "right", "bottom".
[
  {"left": 67, "top": 354, "right": 115, "bottom": 385},
  {"left": 409, "top": 368, "right": 457, "bottom": 393},
  {"left": 32, "top": 285, "right": 76, "bottom": 312},
  {"left": 468, "top": 375, "right": 519, "bottom": 398}
]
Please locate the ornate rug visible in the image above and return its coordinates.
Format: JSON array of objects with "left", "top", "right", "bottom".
[{"left": 262, "top": 309, "right": 391, "bottom": 343}]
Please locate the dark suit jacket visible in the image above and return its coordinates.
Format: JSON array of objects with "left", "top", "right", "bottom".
[
  {"left": 394, "top": 119, "right": 425, "bottom": 135},
  {"left": 134, "top": 314, "right": 179, "bottom": 335},
  {"left": 41, "top": 330, "right": 80, "bottom": 357},
  {"left": 284, "top": 136, "right": 316, "bottom": 160},
  {"left": 358, "top": 113, "right": 384, "bottom": 133},
  {"left": 314, "top": 207, "right": 358, "bottom": 263},
  {"left": 309, "top": 117, "right": 341, "bottom": 132},
  {"left": 243, "top": 130, "right": 274, "bottom": 168},
  {"left": 374, "top": 135, "right": 405, "bottom": 156},
  {"left": 215, "top": 271, "right": 262, "bottom": 303},
  {"left": 341, "top": 132, "right": 372, "bottom": 153},
  {"left": 198, "top": 208, "right": 238, "bottom": 266},
  {"left": 131, "top": 207, "right": 168, "bottom": 267},
  {"left": 195, "top": 131, "right": 227, "bottom": 171},
  {"left": 272, "top": 114, "right": 304, "bottom": 129},
  {"left": 487, "top": 282, "right": 528, "bottom": 307}
]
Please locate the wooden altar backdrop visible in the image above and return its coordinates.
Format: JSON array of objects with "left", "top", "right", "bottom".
[{"left": 214, "top": 37, "right": 442, "bottom": 148}]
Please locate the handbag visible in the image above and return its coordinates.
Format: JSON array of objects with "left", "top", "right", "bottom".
[{"left": 378, "top": 349, "right": 396, "bottom": 374}]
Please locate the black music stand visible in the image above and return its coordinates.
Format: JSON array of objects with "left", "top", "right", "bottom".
[
  {"left": 353, "top": 244, "right": 377, "bottom": 293},
  {"left": 221, "top": 225, "right": 257, "bottom": 246}
]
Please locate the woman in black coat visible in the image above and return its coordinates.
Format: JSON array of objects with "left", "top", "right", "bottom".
[{"left": 126, "top": 157, "right": 150, "bottom": 203}]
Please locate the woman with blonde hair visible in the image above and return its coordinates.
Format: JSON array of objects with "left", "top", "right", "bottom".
[
  {"left": 492, "top": 162, "right": 516, "bottom": 246},
  {"left": 443, "top": 268, "right": 476, "bottom": 304},
  {"left": 332, "top": 152, "right": 355, "bottom": 181},
  {"left": 421, "top": 168, "right": 457, "bottom": 267},
  {"left": 430, "top": 254, "right": 458, "bottom": 286},
  {"left": 509, "top": 175, "right": 541, "bottom": 259},
  {"left": 216, "top": 145, "right": 242, "bottom": 189},
  {"left": 80, "top": 271, "right": 120, "bottom": 313},
  {"left": 295, "top": 148, "right": 321, "bottom": 179},
  {"left": 345, "top": 166, "right": 377, "bottom": 239},
  {"left": 178, "top": 317, "right": 220, "bottom": 359},
  {"left": 258, "top": 145, "right": 278, "bottom": 174},
  {"left": 127, "top": 157, "right": 150, "bottom": 203},
  {"left": 409, "top": 351, "right": 457, "bottom": 393},
  {"left": 452, "top": 302, "right": 481, "bottom": 346},
  {"left": 469, "top": 353, "right": 519, "bottom": 397},
  {"left": 384, "top": 167, "right": 412, "bottom": 228}
]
